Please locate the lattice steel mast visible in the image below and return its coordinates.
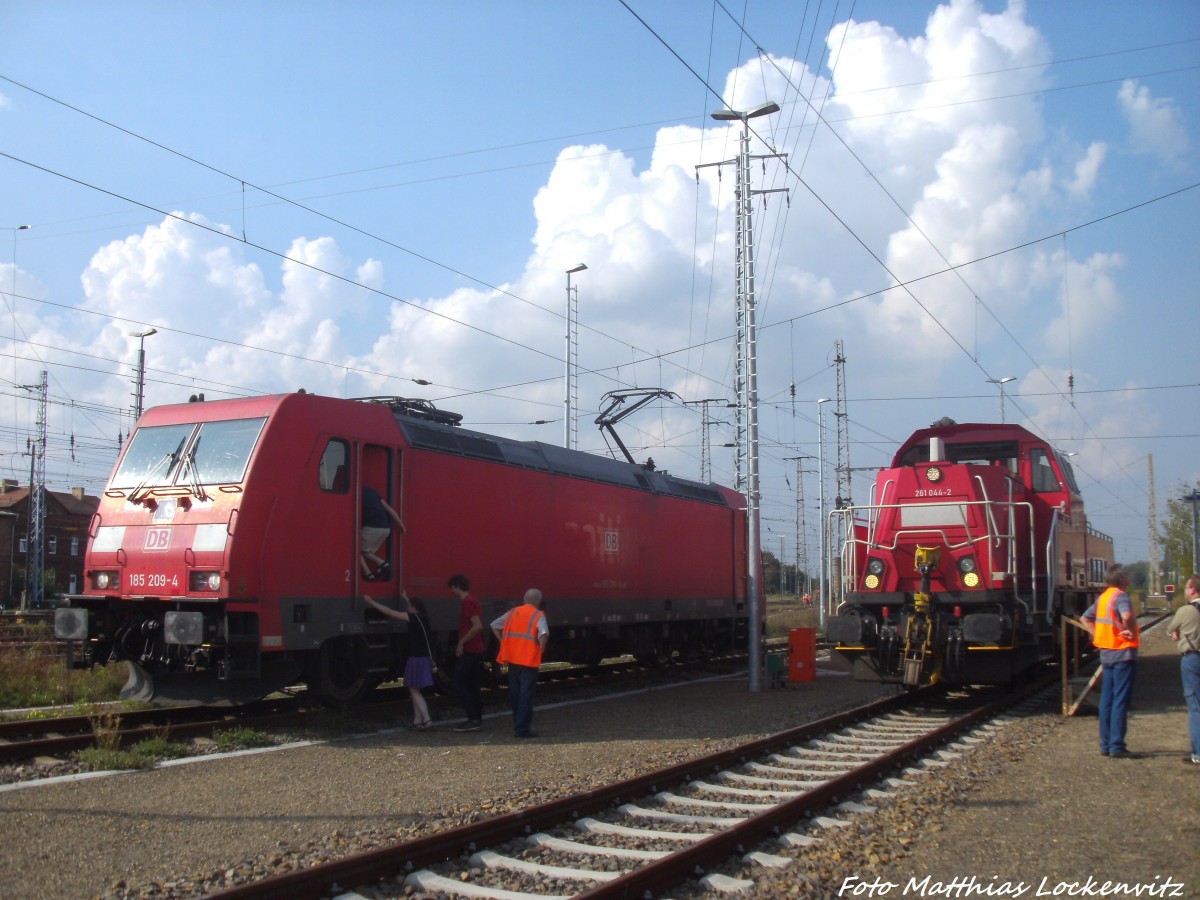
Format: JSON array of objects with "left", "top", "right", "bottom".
[
  {"left": 22, "top": 370, "right": 47, "bottom": 608},
  {"left": 833, "top": 340, "right": 852, "bottom": 511},
  {"left": 685, "top": 398, "right": 728, "bottom": 483},
  {"left": 784, "top": 456, "right": 812, "bottom": 602},
  {"left": 1148, "top": 455, "right": 1161, "bottom": 595},
  {"left": 698, "top": 100, "right": 786, "bottom": 692}
]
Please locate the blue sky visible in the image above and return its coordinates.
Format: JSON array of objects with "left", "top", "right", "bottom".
[{"left": 2, "top": 0, "right": 1198, "bottom": 569}]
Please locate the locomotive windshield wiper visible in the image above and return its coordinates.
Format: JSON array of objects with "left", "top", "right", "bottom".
[
  {"left": 179, "top": 437, "right": 210, "bottom": 501},
  {"left": 129, "top": 438, "right": 187, "bottom": 505}
]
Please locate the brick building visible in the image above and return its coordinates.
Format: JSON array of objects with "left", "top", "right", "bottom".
[{"left": 0, "top": 480, "right": 99, "bottom": 608}]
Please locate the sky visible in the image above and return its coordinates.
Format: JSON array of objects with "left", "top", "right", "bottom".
[{"left": 2, "top": 0, "right": 1198, "bottom": 570}]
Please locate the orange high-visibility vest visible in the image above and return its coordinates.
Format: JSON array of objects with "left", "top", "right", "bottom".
[
  {"left": 496, "top": 605, "right": 545, "bottom": 668},
  {"left": 1092, "top": 587, "right": 1139, "bottom": 651}
]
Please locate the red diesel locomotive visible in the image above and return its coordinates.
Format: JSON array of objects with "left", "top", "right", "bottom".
[
  {"left": 55, "top": 393, "right": 749, "bottom": 704},
  {"left": 826, "top": 421, "right": 1113, "bottom": 687}
]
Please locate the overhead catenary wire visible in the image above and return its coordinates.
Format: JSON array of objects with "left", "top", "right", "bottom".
[{"left": 2, "top": 17, "right": 1195, "bottom": 551}]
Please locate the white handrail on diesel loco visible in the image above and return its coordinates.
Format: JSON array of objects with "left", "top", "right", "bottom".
[
  {"left": 973, "top": 473, "right": 1034, "bottom": 622},
  {"left": 1043, "top": 505, "right": 1069, "bottom": 624},
  {"left": 830, "top": 494, "right": 1039, "bottom": 615}
]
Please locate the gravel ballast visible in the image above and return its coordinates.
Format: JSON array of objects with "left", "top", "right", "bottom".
[{"left": 0, "top": 630, "right": 1196, "bottom": 899}]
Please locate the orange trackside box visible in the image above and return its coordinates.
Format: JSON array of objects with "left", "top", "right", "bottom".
[{"left": 788, "top": 627, "right": 816, "bottom": 683}]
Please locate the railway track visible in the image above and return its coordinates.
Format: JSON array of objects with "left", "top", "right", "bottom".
[
  {"left": 207, "top": 674, "right": 1055, "bottom": 899},
  {"left": 0, "top": 697, "right": 313, "bottom": 764},
  {"left": 0, "top": 652, "right": 752, "bottom": 767}
]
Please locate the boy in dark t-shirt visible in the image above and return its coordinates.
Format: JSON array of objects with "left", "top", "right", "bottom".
[{"left": 448, "top": 573, "right": 485, "bottom": 731}]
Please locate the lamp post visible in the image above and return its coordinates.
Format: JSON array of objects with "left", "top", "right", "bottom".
[
  {"left": 817, "top": 398, "right": 831, "bottom": 632},
  {"left": 564, "top": 264, "right": 587, "bottom": 450},
  {"left": 130, "top": 328, "right": 157, "bottom": 421},
  {"left": 986, "top": 376, "right": 1016, "bottom": 423},
  {"left": 708, "top": 100, "right": 782, "bottom": 693}
]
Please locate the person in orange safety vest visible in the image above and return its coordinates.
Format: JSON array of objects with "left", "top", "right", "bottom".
[
  {"left": 491, "top": 589, "right": 549, "bottom": 739},
  {"left": 1080, "top": 564, "right": 1140, "bottom": 758}
]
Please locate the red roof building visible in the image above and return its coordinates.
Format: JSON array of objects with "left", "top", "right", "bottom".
[{"left": 0, "top": 480, "right": 99, "bottom": 608}]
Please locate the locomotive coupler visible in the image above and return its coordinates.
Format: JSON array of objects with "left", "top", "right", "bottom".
[{"left": 902, "top": 546, "right": 943, "bottom": 686}]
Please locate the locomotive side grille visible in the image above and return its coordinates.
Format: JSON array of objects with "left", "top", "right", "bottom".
[
  {"left": 668, "top": 480, "right": 724, "bottom": 504},
  {"left": 404, "top": 423, "right": 459, "bottom": 452},
  {"left": 456, "top": 435, "right": 505, "bottom": 461}
]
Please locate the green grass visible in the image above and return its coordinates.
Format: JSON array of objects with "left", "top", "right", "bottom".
[
  {"left": 73, "top": 737, "right": 191, "bottom": 772},
  {"left": 764, "top": 597, "right": 822, "bottom": 638},
  {"left": 0, "top": 642, "right": 128, "bottom": 709},
  {"left": 71, "top": 712, "right": 190, "bottom": 772},
  {"left": 213, "top": 727, "right": 275, "bottom": 751}
]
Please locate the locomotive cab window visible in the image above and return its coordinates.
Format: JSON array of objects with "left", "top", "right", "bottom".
[
  {"left": 319, "top": 439, "right": 350, "bottom": 493},
  {"left": 1030, "top": 448, "right": 1060, "bottom": 493},
  {"left": 1056, "top": 453, "right": 1081, "bottom": 493},
  {"left": 112, "top": 423, "right": 194, "bottom": 489},
  {"left": 897, "top": 439, "right": 1018, "bottom": 471},
  {"left": 112, "top": 418, "right": 266, "bottom": 489},
  {"left": 189, "top": 418, "right": 266, "bottom": 484}
]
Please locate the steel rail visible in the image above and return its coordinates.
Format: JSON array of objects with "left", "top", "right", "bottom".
[
  {"left": 207, "top": 686, "right": 949, "bottom": 900},
  {"left": 577, "top": 675, "right": 1052, "bottom": 898}
]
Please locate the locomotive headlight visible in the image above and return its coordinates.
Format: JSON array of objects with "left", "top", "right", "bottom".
[
  {"left": 963, "top": 572, "right": 981, "bottom": 588},
  {"left": 926, "top": 466, "right": 943, "bottom": 483},
  {"left": 864, "top": 558, "right": 885, "bottom": 589},
  {"left": 92, "top": 571, "right": 119, "bottom": 591},
  {"left": 957, "top": 556, "right": 977, "bottom": 574},
  {"left": 190, "top": 571, "right": 222, "bottom": 592},
  {"left": 164, "top": 611, "right": 204, "bottom": 646}
]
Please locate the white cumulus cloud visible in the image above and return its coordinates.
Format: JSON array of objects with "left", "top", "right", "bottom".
[{"left": 1118, "top": 79, "right": 1190, "bottom": 166}]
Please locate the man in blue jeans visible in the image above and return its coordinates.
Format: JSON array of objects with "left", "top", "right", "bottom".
[
  {"left": 492, "top": 589, "right": 548, "bottom": 738},
  {"left": 1167, "top": 573, "right": 1200, "bottom": 766},
  {"left": 1081, "top": 564, "right": 1139, "bottom": 758}
]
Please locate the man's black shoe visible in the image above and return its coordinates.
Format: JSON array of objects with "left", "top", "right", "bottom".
[
  {"left": 1107, "top": 750, "right": 1140, "bottom": 759},
  {"left": 514, "top": 731, "right": 537, "bottom": 739},
  {"left": 453, "top": 721, "right": 481, "bottom": 733}
]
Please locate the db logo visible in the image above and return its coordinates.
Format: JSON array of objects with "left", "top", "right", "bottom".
[
  {"left": 144, "top": 528, "right": 172, "bottom": 551},
  {"left": 604, "top": 530, "right": 619, "bottom": 553}
]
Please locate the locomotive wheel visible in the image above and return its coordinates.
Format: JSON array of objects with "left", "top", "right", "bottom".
[
  {"left": 315, "top": 636, "right": 370, "bottom": 705},
  {"left": 635, "top": 642, "right": 673, "bottom": 668}
]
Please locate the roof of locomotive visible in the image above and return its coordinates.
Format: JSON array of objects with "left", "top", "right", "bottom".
[
  {"left": 392, "top": 405, "right": 740, "bottom": 507},
  {"left": 890, "top": 421, "right": 1041, "bottom": 467},
  {"left": 134, "top": 393, "right": 741, "bottom": 508}
]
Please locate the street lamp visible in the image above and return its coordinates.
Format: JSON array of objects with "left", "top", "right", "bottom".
[
  {"left": 986, "top": 376, "right": 1016, "bottom": 423},
  {"left": 709, "top": 100, "right": 781, "bottom": 693},
  {"left": 710, "top": 100, "right": 782, "bottom": 124},
  {"left": 816, "top": 398, "right": 831, "bottom": 631},
  {"left": 130, "top": 328, "right": 157, "bottom": 420},
  {"left": 564, "top": 263, "right": 587, "bottom": 450},
  {"left": 708, "top": 101, "right": 780, "bottom": 491}
]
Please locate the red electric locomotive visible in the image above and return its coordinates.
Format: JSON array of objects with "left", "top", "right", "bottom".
[
  {"left": 826, "top": 421, "right": 1113, "bottom": 687},
  {"left": 55, "top": 393, "right": 748, "bottom": 705}
]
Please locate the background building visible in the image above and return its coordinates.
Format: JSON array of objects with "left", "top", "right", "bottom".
[{"left": 0, "top": 481, "right": 98, "bottom": 608}]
